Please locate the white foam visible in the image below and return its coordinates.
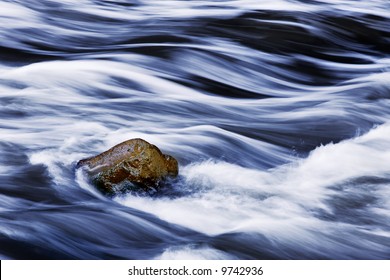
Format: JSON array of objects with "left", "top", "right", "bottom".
[
  {"left": 75, "top": 168, "right": 106, "bottom": 199},
  {"left": 116, "top": 123, "right": 390, "bottom": 240},
  {"left": 115, "top": 161, "right": 322, "bottom": 236},
  {"left": 155, "top": 245, "right": 236, "bottom": 260}
]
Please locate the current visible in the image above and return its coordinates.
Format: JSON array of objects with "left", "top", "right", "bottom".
[{"left": 0, "top": 0, "right": 390, "bottom": 259}]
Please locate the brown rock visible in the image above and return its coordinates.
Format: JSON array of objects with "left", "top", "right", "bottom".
[{"left": 77, "top": 138, "right": 178, "bottom": 194}]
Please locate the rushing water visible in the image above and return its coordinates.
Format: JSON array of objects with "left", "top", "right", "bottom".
[{"left": 1, "top": 0, "right": 390, "bottom": 260}]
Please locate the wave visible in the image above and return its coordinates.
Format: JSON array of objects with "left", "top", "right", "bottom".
[
  {"left": 0, "top": 0, "right": 389, "bottom": 259},
  {"left": 113, "top": 123, "right": 390, "bottom": 258}
]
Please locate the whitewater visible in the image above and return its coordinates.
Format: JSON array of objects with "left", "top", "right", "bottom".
[{"left": 0, "top": 0, "right": 389, "bottom": 259}]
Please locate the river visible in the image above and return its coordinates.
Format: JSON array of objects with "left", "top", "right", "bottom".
[{"left": 0, "top": 0, "right": 389, "bottom": 259}]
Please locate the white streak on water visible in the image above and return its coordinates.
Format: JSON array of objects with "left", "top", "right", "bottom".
[
  {"left": 116, "top": 123, "right": 390, "bottom": 242},
  {"left": 155, "top": 245, "right": 237, "bottom": 260},
  {"left": 1, "top": 0, "right": 389, "bottom": 259}
]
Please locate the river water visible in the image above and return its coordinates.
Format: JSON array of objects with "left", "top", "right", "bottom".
[{"left": 0, "top": 0, "right": 390, "bottom": 259}]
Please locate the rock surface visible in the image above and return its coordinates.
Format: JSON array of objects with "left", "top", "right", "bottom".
[{"left": 77, "top": 138, "right": 178, "bottom": 194}]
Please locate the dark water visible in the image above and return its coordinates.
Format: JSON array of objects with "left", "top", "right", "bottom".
[{"left": 1, "top": 0, "right": 390, "bottom": 259}]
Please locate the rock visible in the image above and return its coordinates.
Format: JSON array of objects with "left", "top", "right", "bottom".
[{"left": 77, "top": 138, "right": 178, "bottom": 195}]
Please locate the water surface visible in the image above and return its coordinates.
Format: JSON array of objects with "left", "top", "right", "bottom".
[{"left": 1, "top": 0, "right": 390, "bottom": 259}]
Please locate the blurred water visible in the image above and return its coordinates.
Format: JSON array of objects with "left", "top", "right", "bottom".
[{"left": 0, "top": 0, "right": 390, "bottom": 259}]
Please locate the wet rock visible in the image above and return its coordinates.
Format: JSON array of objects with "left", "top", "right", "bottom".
[{"left": 77, "top": 138, "right": 178, "bottom": 195}]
